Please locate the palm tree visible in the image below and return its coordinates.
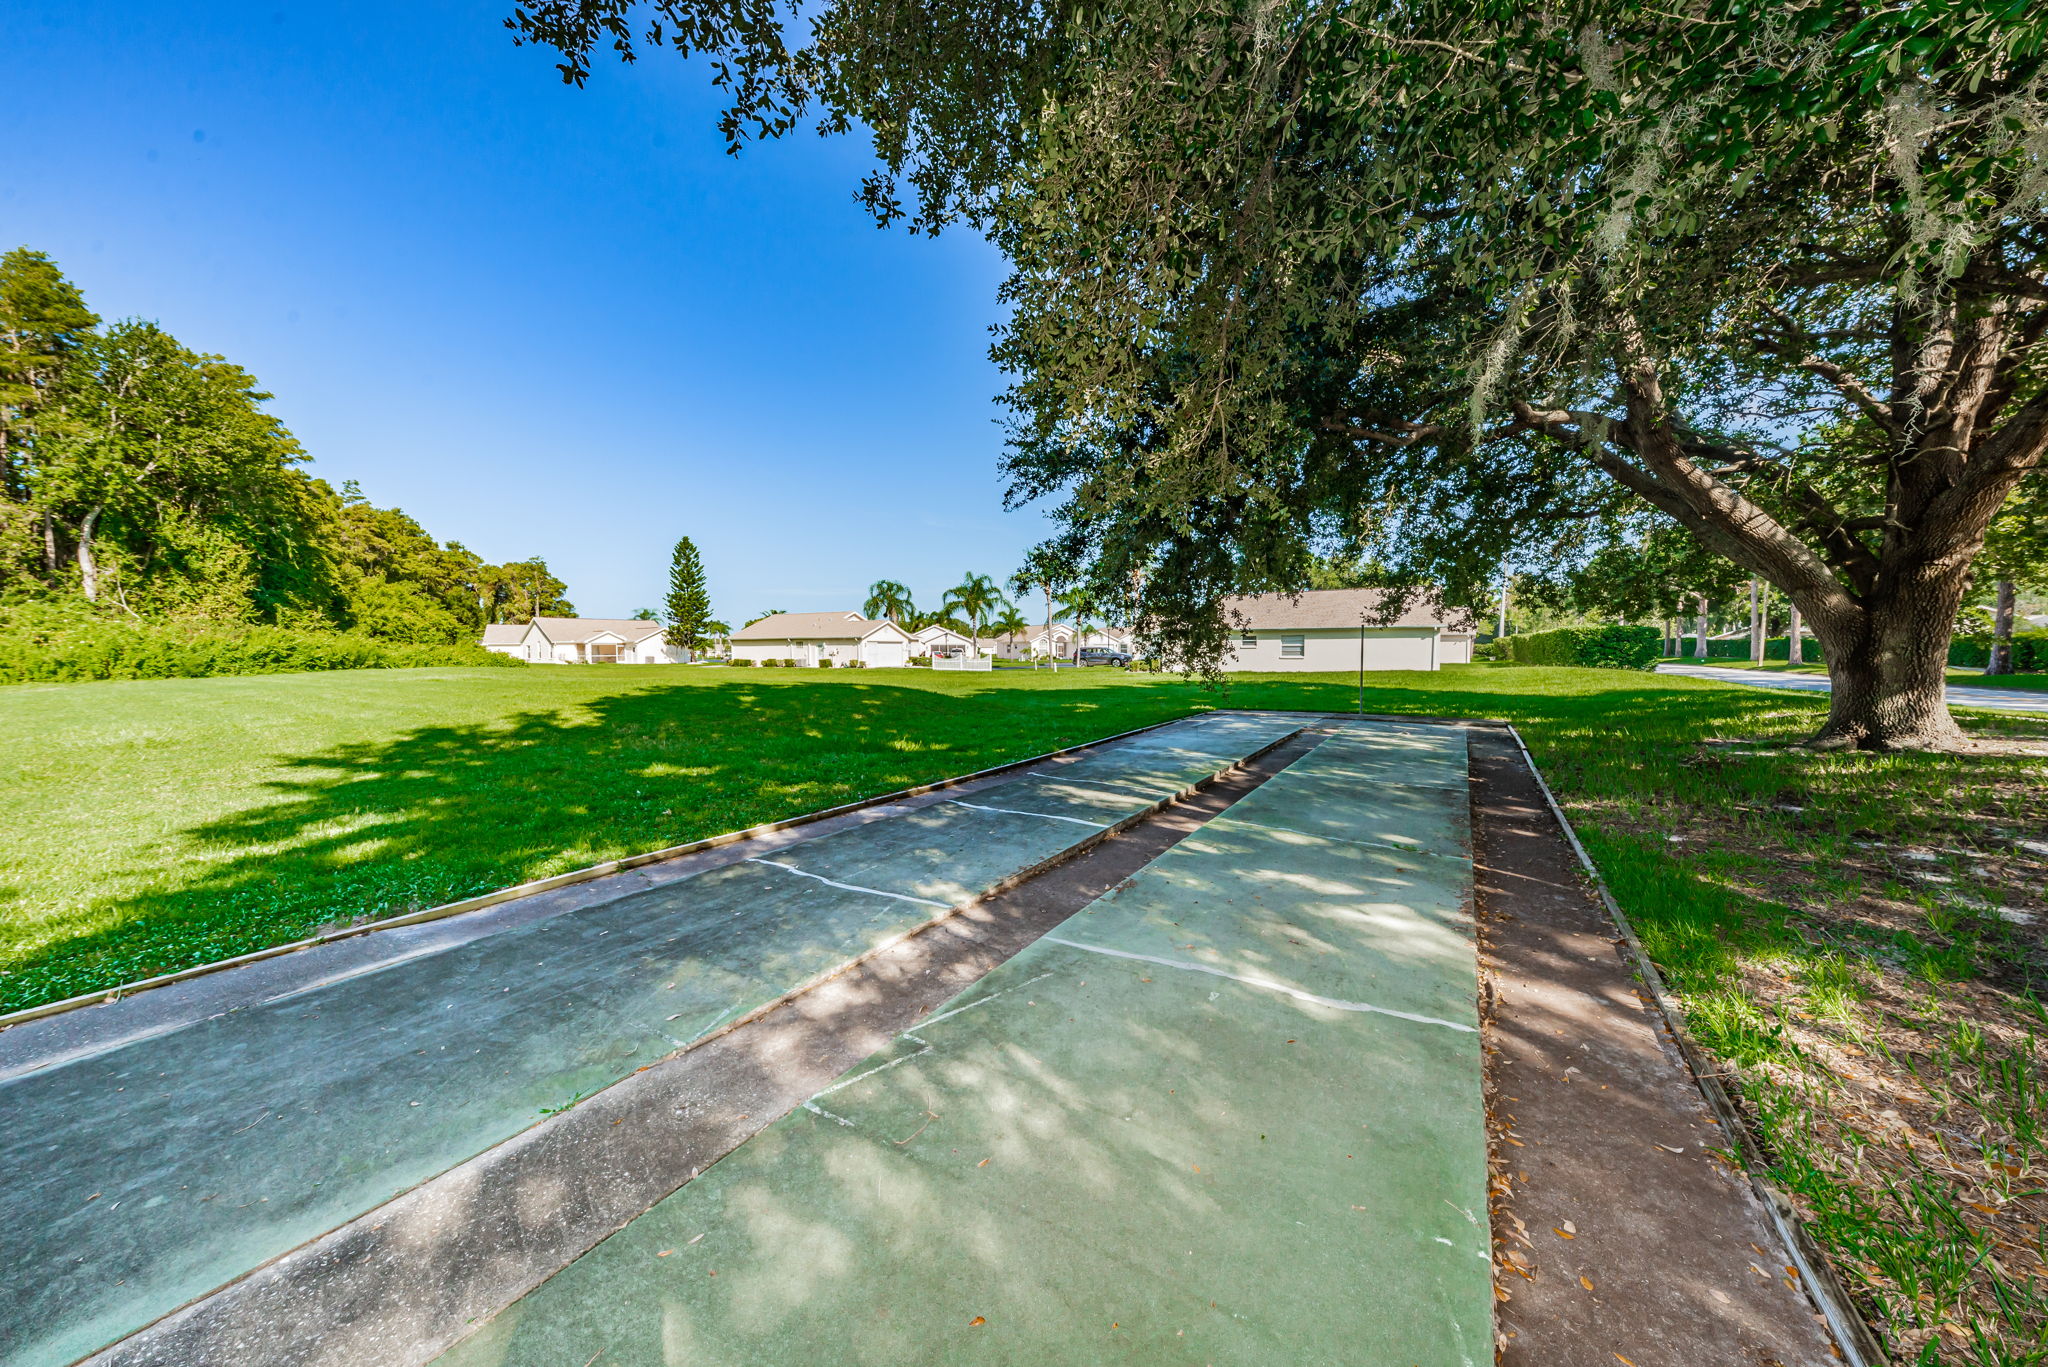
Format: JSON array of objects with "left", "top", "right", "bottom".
[
  {"left": 864, "top": 579, "right": 914, "bottom": 624},
  {"left": 1009, "top": 550, "right": 1071, "bottom": 666},
  {"left": 1057, "top": 586, "right": 1098, "bottom": 645},
  {"left": 990, "top": 605, "right": 1029, "bottom": 654},
  {"left": 940, "top": 572, "right": 1004, "bottom": 650}
]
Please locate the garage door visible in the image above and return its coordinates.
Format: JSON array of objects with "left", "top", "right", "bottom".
[{"left": 865, "top": 642, "right": 909, "bottom": 668}]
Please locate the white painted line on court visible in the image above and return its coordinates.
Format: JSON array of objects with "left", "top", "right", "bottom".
[
  {"left": 1025, "top": 771, "right": 1151, "bottom": 793},
  {"left": 743, "top": 859, "right": 951, "bottom": 908},
  {"left": 915, "top": 971, "right": 1059, "bottom": 1031},
  {"left": 801, "top": 1100, "right": 856, "bottom": 1127},
  {"left": 947, "top": 799, "right": 1106, "bottom": 828},
  {"left": 811, "top": 1044, "right": 933, "bottom": 1100},
  {"left": 1206, "top": 814, "right": 1470, "bottom": 865},
  {"left": 1042, "top": 936, "right": 1477, "bottom": 1033}
]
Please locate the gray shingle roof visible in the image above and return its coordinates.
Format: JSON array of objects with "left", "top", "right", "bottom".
[
  {"left": 529, "top": 617, "right": 666, "bottom": 644},
  {"left": 480, "top": 624, "right": 527, "bottom": 646},
  {"left": 1220, "top": 589, "right": 1472, "bottom": 631},
  {"left": 730, "top": 612, "right": 906, "bottom": 642}
]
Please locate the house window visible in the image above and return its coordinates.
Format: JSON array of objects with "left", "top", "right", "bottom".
[
  {"left": 1240, "top": 632, "right": 1256, "bottom": 647},
  {"left": 1280, "top": 635, "right": 1305, "bottom": 658}
]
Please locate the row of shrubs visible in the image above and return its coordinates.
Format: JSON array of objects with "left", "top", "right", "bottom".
[
  {"left": 0, "top": 601, "right": 522, "bottom": 684},
  {"left": 1503, "top": 624, "right": 1662, "bottom": 671},
  {"left": 724, "top": 657, "right": 871, "bottom": 668},
  {"left": 1949, "top": 630, "right": 2048, "bottom": 671},
  {"left": 1666, "top": 631, "right": 2046, "bottom": 670}
]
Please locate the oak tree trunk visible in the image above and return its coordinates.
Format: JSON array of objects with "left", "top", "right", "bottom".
[
  {"left": 1985, "top": 579, "right": 2016, "bottom": 676},
  {"left": 1786, "top": 601, "right": 1803, "bottom": 665},
  {"left": 1804, "top": 574, "right": 1969, "bottom": 751}
]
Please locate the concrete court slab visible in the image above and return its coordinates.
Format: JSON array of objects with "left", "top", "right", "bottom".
[
  {"left": 434, "top": 721, "right": 1489, "bottom": 1367},
  {"left": 0, "top": 713, "right": 1299, "bottom": 1367}
]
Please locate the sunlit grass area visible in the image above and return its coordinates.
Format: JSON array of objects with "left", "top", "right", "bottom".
[{"left": 4, "top": 660, "right": 2044, "bottom": 1361}]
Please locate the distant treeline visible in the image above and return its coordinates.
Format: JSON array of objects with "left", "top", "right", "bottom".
[{"left": 0, "top": 247, "right": 568, "bottom": 647}]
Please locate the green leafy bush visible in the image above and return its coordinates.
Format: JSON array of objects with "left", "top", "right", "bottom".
[
  {"left": 0, "top": 600, "right": 521, "bottom": 685},
  {"left": 817, "top": 658, "right": 836, "bottom": 668},
  {"left": 725, "top": 656, "right": 755, "bottom": 667},
  {"left": 1950, "top": 631, "right": 2048, "bottom": 671},
  {"left": 1506, "top": 625, "right": 1660, "bottom": 671},
  {"left": 907, "top": 655, "right": 932, "bottom": 667}
]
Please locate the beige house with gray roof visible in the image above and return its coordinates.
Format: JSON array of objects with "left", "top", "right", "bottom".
[
  {"left": 729, "top": 612, "right": 913, "bottom": 667},
  {"left": 1219, "top": 589, "right": 1472, "bottom": 672}
]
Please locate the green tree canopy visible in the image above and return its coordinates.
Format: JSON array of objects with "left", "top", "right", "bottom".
[
  {"left": 863, "top": 578, "right": 914, "bottom": 623},
  {"left": 515, "top": 3, "right": 2048, "bottom": 748}
]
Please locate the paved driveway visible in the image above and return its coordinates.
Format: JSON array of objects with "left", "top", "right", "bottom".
[{"left": 1656, "top": 662, "right": 2048, "bottom": 714}]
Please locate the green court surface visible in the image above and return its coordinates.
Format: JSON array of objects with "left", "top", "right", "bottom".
[
  {"left": 0, "top": 714, "right": 1300, "bottom": 1367},
  {"left": 437, "top": 720, "right": 1488, "bottom": 1367}
]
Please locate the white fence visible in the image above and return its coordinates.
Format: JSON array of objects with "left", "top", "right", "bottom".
[{"left": 932, "top": 655, "right": 993, "bottom": 671}]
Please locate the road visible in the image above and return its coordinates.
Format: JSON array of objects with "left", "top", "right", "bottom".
[{"left": 1656, "top": 661, "right": 2048, "bottom": 714}]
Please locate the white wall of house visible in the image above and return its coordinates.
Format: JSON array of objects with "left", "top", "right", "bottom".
[
  {"left": 1438, "top": 633, "right": 1473, "bottom": 665},
  {"left": 731, "top": 631, "right": 908, "bottom": 667},
  {"left": 1222, "top": 627, "right": 1443, "bottom": 672},
  {"left": 511, "top": 623, "right": 686, "bottom": 664}
]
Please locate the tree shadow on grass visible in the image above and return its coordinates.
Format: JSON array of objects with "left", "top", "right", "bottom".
[
  {"left": 0, "top": 667, "right": 1905, "bottom": 1013},
  {"left": 7, "top": 676, "right": 1228, "bottom": 1010}
]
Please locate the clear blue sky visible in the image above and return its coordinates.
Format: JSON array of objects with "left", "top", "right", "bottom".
[{"left": 9, "top": 2, "right": 1050, "bottom": 623}]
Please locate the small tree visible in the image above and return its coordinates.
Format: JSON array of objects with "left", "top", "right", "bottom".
[
  {"left": 863, "top": 579, "right": 914, "bottom": 624},
  {"left": 664, "top": 535, "right": 713, "bottom": 654}
]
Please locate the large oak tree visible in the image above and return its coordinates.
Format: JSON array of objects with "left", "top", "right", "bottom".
[{"left": 512, "top": 0, "right": 2048, "bottom": 748}]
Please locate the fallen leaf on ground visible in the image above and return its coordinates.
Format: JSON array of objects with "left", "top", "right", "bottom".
[
  {"left": 969, "top": 1317, "right": 986, "bottom": 1327},
  {"left": 1580, "top": 1276, "right": 1595, "bottom": 1292},
  {"left": 657, "top": 1250, "right": 672, "bottom": 1257},
  {"left": 1554, "top": 1228, "right": 1574, "bottom": 1239}
]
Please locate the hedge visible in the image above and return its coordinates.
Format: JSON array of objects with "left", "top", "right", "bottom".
[
  {"left": 1675, "top": 636, "right": 1810, "bottom": 660},
  {"left": 1666, "top": 631, "right": 2046, "bottom": 671},
  {"left": 1950, "top": 630, "right": 2048, "bottom": 671},
  {"left": 0, "top": 602, "right": 524, "bottom": 685},
  {"left": 1506, "top": 625, "right": 1660, "bottom": 670}
]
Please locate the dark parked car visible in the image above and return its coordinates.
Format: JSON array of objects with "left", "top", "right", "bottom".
[{"left": 1075, "top": 646, "right": 1133, "bottom": 667}]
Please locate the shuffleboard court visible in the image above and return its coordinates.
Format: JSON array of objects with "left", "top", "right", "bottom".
[
  {"left": 435, "top": 719, "right": 1488, "bottom": 1367},
  {"left": 0, "top": 714, "right": 1300, "bottom": 1367}
]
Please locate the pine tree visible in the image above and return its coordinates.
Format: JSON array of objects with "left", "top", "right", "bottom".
[{"left": 664, "top": 536, "right": 713, "bottom": 653}]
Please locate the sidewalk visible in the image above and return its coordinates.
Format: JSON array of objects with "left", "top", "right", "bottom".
[{"left": 1655, "top": 661, "right": 2048, "bottom": 713}]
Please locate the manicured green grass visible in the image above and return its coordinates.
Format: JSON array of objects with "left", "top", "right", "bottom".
[
  {"left": 4, "top": 660, "right": 2043, "bottom": 1362},
  {"left": 1669, "top": 657, "right": 2048, "bottom": 693}
]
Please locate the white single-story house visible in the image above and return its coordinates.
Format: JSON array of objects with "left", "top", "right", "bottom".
[
  {"left": 730, "top": 612, "right": 914, "bottom": 667},
  {"left": 482, "top": 617, "right": 688, "bottom": 664},
  {"left": 910, "top": 624, "right": 977, "bottom": 659},
  {"left": 998, "top": 623, "right": 1136, "bottom": 660},
  {"left": 1220, "top": 589, "right": 1473, "bottom": 671}
]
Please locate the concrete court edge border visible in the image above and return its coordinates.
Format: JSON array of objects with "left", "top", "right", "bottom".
[
  {"left": 1500, "top": 721, "right": 1886, "bottom": 1367},
  {"left": 68, "top": 724, "right": 1308, "bottom": 1367},
  {"left": 0, "top": 711, "right": 1255, "bottom": 1033}
]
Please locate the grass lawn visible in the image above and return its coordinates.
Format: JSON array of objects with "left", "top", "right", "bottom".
[
  {"left": 1669, "top": 657, "right": 2048, "bottom": 693},
  {"left": 4, "top": 661, "right": 2045, "bottom": 1362}
]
